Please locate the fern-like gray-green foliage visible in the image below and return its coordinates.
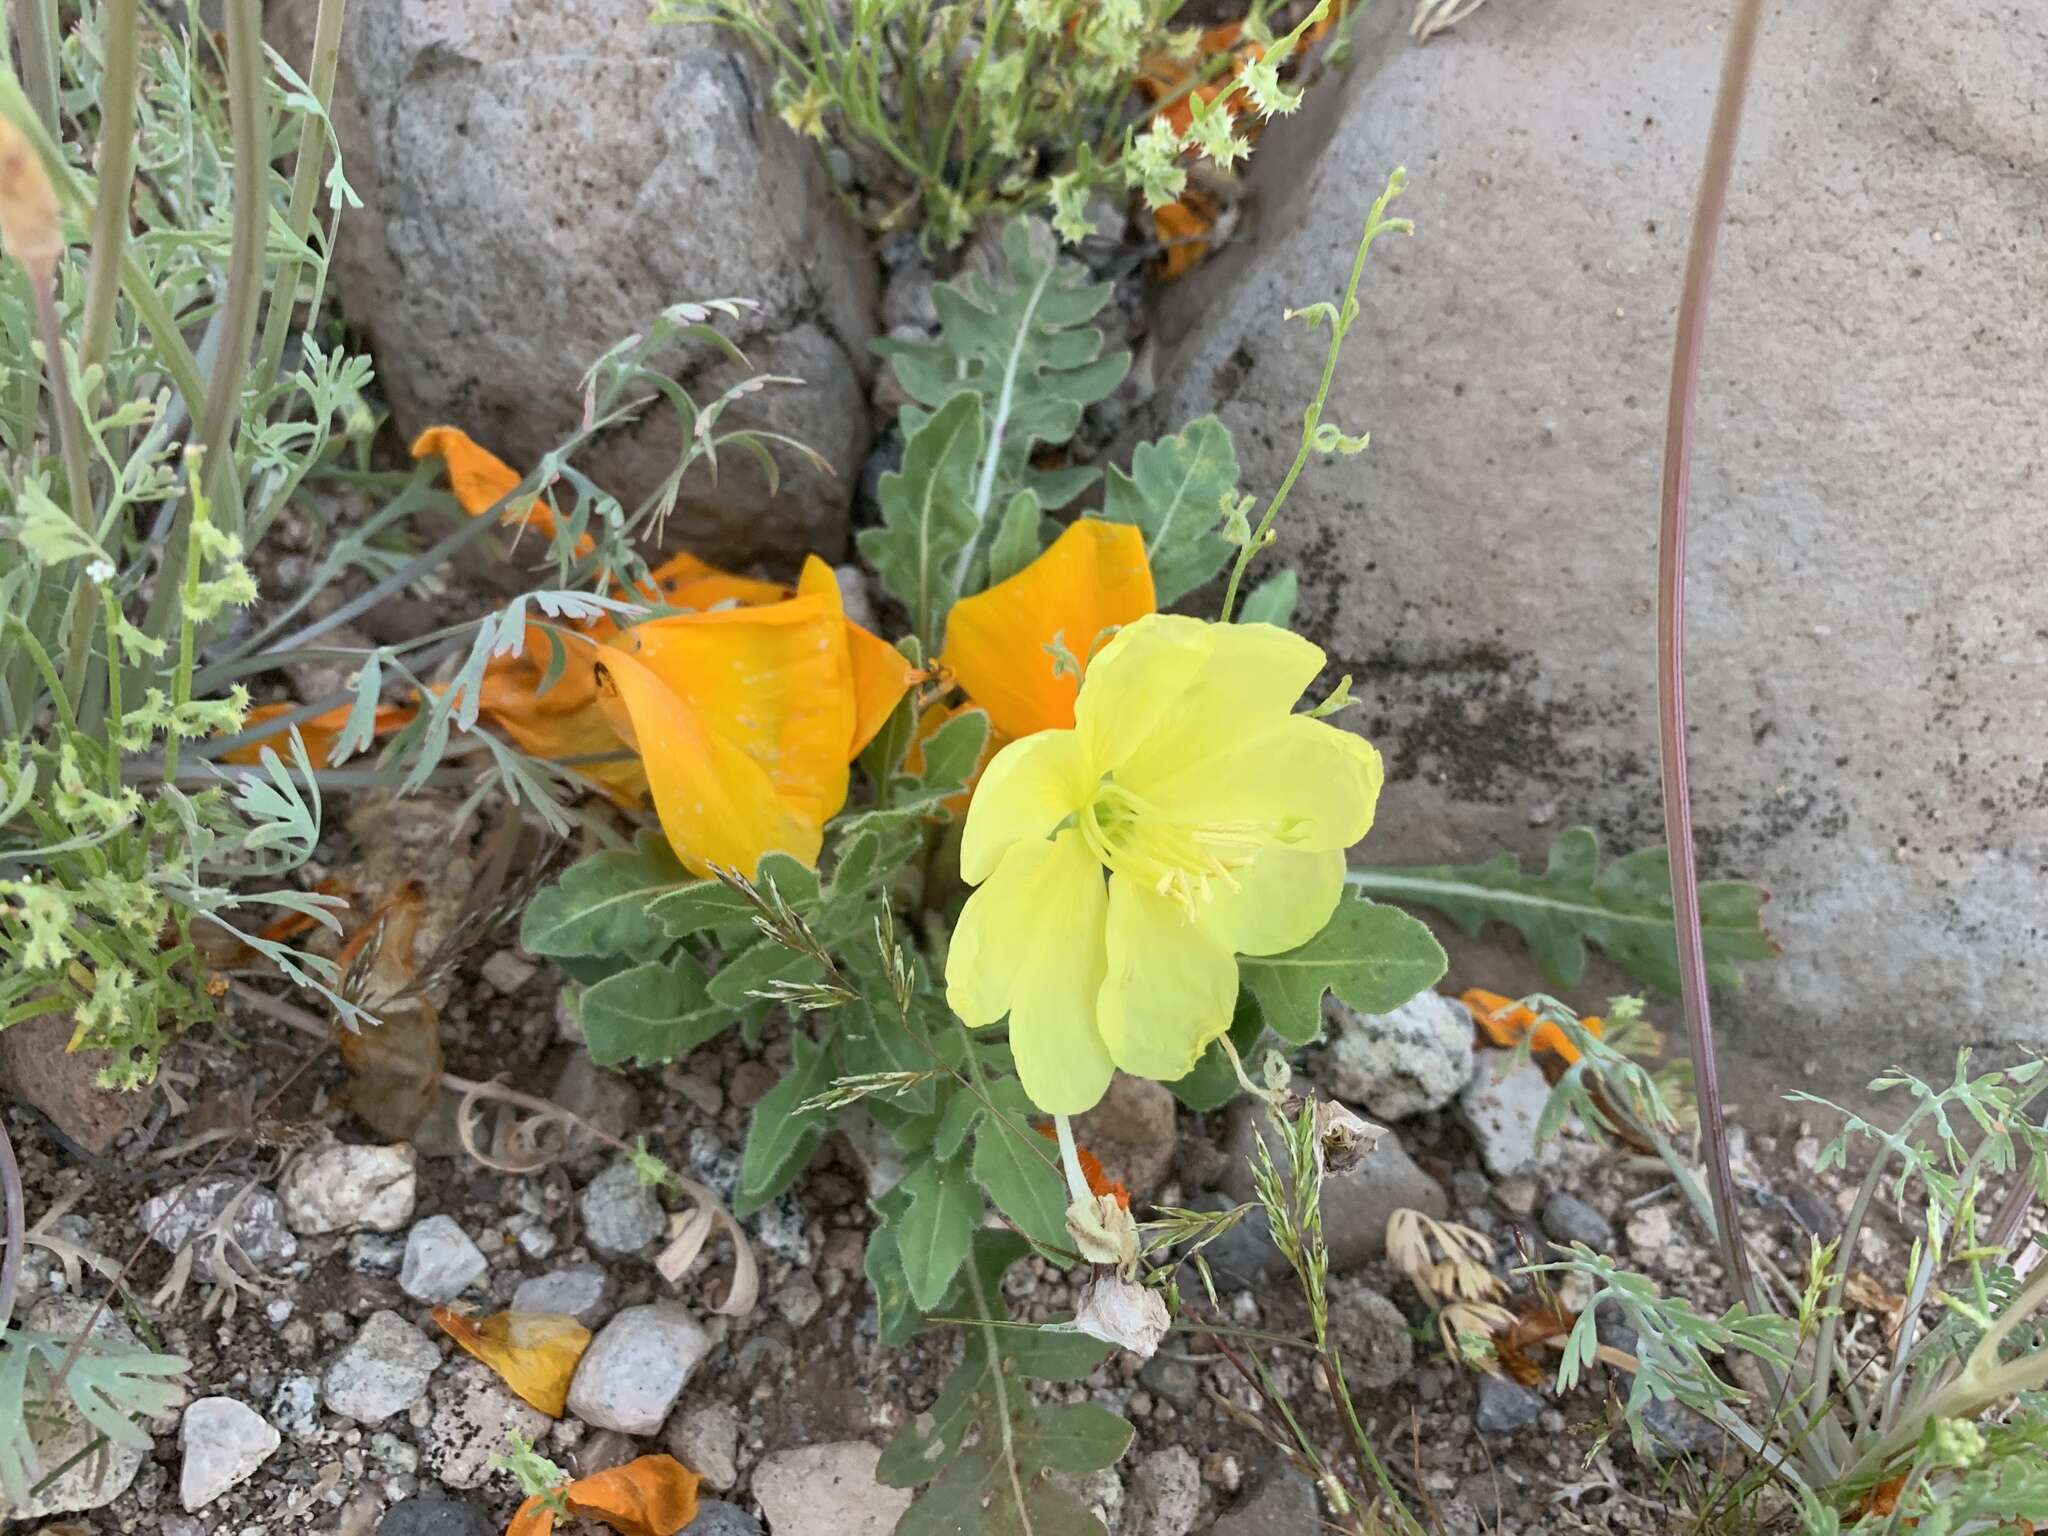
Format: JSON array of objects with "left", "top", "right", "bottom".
[
  {"left": 865, "top": 222, "right": 1128, "bottom": 644},
  {"left": 0, "top": 1330, "right": 188, "bottom": 1505},
  {"left": 878, "top": 1233, "right": 1130, "bottom": 1536},
  {"left": 1347, "top": 826, "right": 1778, "bottom": 995}
]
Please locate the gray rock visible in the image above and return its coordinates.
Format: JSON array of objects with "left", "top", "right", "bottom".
[
  {"left": 1638, "top": 1398, "right": 1728, "bottom": 1461},
  {"left": 1201, "top": 1453, "right": 1320, "bottom": 1536},
  {"left": 378, "top": 1497, "right": 496, "bottom": 1536},
  {"left": 1331, "top": 1282, "right": 1414, "bottom": 1392},
  {"left": 579, "top": 1159, "right": 667, "bottom": 1258},
  {"left": 1541, "top": 1191, "right": 1615, "bottom": 1252},
  {"left": 1138, "top": 1353, "right": 1202, "bottom": 1411},
  {"left": 880, "top": 265, "right": 940, "bottom": 332},
  {"left": 424, "top": 1360, "right": 551, "bottom": 1490},
  {"left": 1076, "top": 1072, "right": 1179, "bottom": 1201},
  {"left": 1473, "top": 1375, "right": 1544, "bottom": 1435},
  {"left": 688, "top": 1500, "right": 765, "bottom": 1536},
  {"left": 752, "top": 1442, "right": 910, "bottom": 1536},
  {"left": 1140, "top": 0, "right": 2048, "bottom": 1094},
  {"left": 566, "top": 1303, "right": 711, "bottom": 1434},
  {"left": 323, "top": 1310, "right": 441, "bottom": 1425},
  {"left": 398, "top": 1214, "right": 488, "bottom": 1303},
  {"left": 664, "top": 1400, "right": 740, "bottom": 1490},
  {"left": 1220, "top": 1100, "right": 1447, "bottom": 1270},
  {"left": 548, "top": 1053, "right": 641, "bottom": 1148},
  {"left": 272, "top": 0, "right": 876, "bottom": 568},
  {"left": 0, "top": 1297, "right": 150, "bottom": 1519},
  {"left": 280, "top": 1143, "right": 418, "bottom": 1234},
  {"left": 1129, "top": 1445, "right": 1204, "bottom": 1536},
  {"left": 1325, "top": 990, "right": 1475, "bottom": 1121},
  {"left": 140, "top": 1176, "right": 298, "bottom": 1270},
  {"left": 512, "top": 1265, "right": 614, "bottom": 1325},
  {"left": 270, "top": 1374, "right": 321, "bottom": 1441},
  {"left": 179, "top": 1397, "right": 280, "bottom": 1511},
  {"left": 349, "top": 1231, "right": 407, "bottom": 1275},
  {"left": 1456, "top": 1058, "right": 1556, "bottom": 1179},
  {"left": 772, "top": 1274, "right": 823, "bottom": 1328}
]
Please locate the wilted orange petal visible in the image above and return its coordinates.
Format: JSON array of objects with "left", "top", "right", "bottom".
[
  {"left": 431, "top": 1307, "right": 591, "bottom": 1418},
  {"left": 476, "top": 626, "right": 648, "bottom": 805},
  {"left": 1460, "top": 989, "right": 1603, "bottom": 1065},
  {"left": 507, "top": 1497, "right": 557, "bottom": 1536},
  {"left": 641, "top": 550, "right": 790, "bottom": 612},
  {"left": 562, "top": 1455, "right": 701, "bottom": 1536},
  {"left": 940, "top": 520, "right": 1156, "bottom": 742},
  {"left": 411, "top": 424, "right": 593, "bottom": 560},
  {"left": 594, "top": 641, "right": 823, "bottom": 878},
  {"left": 796, "top": 556, "right": 916, "bottom": 756},
  {"left": 1032, "top": 1126, "right": 1130, "bottom": 1210},
  {"left": 612, "top": 594, "right": 856, "bottom": 832},
  {"left": 222, "top": 700, "right": 417, "bottom": 768}
]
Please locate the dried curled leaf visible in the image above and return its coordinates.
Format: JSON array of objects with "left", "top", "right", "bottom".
[
  {"left": 508, "top": 1454, "right": 702, "bottom": 1536},
  {"left": 431, "top": 1308, "right": 590, "bottom": 1417}
]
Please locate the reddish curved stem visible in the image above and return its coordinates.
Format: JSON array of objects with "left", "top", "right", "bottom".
[{"left": 1657, "top": 0, "right": 1767, "bottom": 1309}]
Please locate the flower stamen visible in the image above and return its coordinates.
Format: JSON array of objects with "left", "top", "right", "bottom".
[{"left": 1077, "top": 779, "right": 1268, "bottom": 919}]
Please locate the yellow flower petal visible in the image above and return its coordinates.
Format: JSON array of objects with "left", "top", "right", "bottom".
[
  {"left": 595, "top": 642, "right": 822, "bottom": 877},
  {"left": 796, "top": 556, "right": 915, "bottom": 757},
  {"left": 478, "top": 625, "right": 648, "bottom": 804},
  {"left": 958, "top": 728, "right": 1095, "bottom": 885},
  {"left": 948, "top": 830, "right": 1101, "bottom": 1030},
  {"left": 1084, "top": 616, "right": 1325, "bottom": 777},
  {"left": 1199, "top": 844, "right": 1346, "bottom": 957},
  {"left": 431, "top": 1307, "right": 591, "bottom": 1418},
  {"left": 612, "top": 595, "right": 855, "bottom": 832},
  {"left": 942, "top": 520, "right": 1157, "bottom": 741},
  {"left": 1130, "top": 714, "right": 1384, "bottom": 852},
  {"left": 1097, "top": 876, "right": 1238, "bottom": 1080}
]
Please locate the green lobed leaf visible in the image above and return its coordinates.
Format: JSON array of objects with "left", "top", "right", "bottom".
[
  {"left": 878, "top": 1233, "right": 1123, "bottom": 1536},
  {"left": 1347, "top": 827, "right": 1779, "bottom": 994},
  {"left": 859, "top": 391, "right": 984, "bottom": 643},
  {"left": 735, "top": 1029, "right": 836, "bottom": 1216},
  {"left": 895, "top": 1153, "right": 980, "bottom": 1309},
  {"left": 577, "top": 953, "right": 733, "bottom": 1067},
  {"left": 1099, "top": 416, "right": 1238, "bottom": 604},
  {"left": 916, "top": 708, "right": 991, "bottom": 798},
  {"left": 1238, "top": 897, "right": 1448, "bottom": 1044}
]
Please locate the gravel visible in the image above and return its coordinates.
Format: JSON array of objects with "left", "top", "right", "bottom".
[
  {"left": 279, "top": 1143, "right": 419, "bottom": 1234},
  {"left": 1541, "top": 1191, "right": 1616, "bottom": 1251},
  {"left": 1474, "top": 1376, "right": 1545, "bottom": 1434},
  {"left": 565, "top": 1303, "right": 712, "bottom": 1434},
  {"left": 664, "top": 1401, "right": 741, "bottom": 1490},
  {"left": 511, "top": 1265, "right": 613, "bottom": 1324},
  {"left": 322, "top": 1309, "right": 441, "bottom": 1425},
  {"left": 398, "top": 1214, "right": 489, "bottom": 1303},
  {"left": 178, "top": 1397, "right": 281, "bottom": 1511},
  {"left": 1456, "top": 1058, "right": 1558, "bottom": 1179},
  {"left": 577, "top": 1159, "right": 666, "bottom": 1258},
  {"left": 139, "top": 1176, "right": 298, "bottom": 1270},
  {"left": 752, "top": 1442, "right": 912, "bottom": 1536}
]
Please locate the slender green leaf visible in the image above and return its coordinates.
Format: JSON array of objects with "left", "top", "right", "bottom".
[{"left": 735, "top": 1030, "right": 835, "bottom": 1216}]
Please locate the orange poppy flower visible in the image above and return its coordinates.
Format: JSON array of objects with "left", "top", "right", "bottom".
[
  {"left": 506, "top": 1455, "right": 700, "bottom": 1536},
  {"left": 940, "top": 519, "right": 1156, "bottom": 742},
  {"left": 1461, "top": 989, "right": 1604, "bottom": 1065}
]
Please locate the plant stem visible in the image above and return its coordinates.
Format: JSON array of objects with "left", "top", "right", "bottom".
[
  {"left": 193, "top": 0, "right": 271, "bottom": 538},
  {"left": 1052, "top": 1113, "right": 1092, "bottom": 1204},
  {"left": 11, "top": 0, "right": 61, "bottom": 134},
  {"left": 1217, "top": 169, "right": 1408, "bottom": 623},
  {"left": 1652, "top": 0, "right": 1766, "bottom": 1315},
  {"left": 254, "top": 0, "right": 347, "bottom": 395},
  {"left": 79, "top": 0, "right": 140, "bottom": 376}
]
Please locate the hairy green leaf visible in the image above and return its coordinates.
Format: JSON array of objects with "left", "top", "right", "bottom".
[
  {"left": 1239, "top": 897, "right": 1448, "bottom": 1044},
  {"left": 707, "top": 941, "right": 824, "bottom": 1009},
  {"left": 987, "top": 488, "right": 1044, "bottom": 585},
  {"left": 577, "top": 953, "right": 731, "bottom": 1067},
  {"left": 735, "top": 1029, "right": 835, "bottom": 1216},
  {"left": 896, "top": 1153, "right": 980, "bottom": 1309},
  {"left": 866, "top": 1186, "right": 923, "bottom": 1349},
  {"left": 1238, "top": 569, "right": 1299, "bottom": 627},
  {"left": 972, "top": 1108, "right": 1069, "bottom": 1257},
  {"left": 1348, "top": 827, "right": 1778, "bottom": 994},
  {"left": 878, "top": 1234, "right": 1125, "bottom": 1536},
  {"left": 1100, "top": 416, "right": 1237, "bottom": 604}
]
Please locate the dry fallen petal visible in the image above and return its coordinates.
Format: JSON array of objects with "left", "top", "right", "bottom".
[
  {"left": 564, "top": 1454, "right": 702, "bottom": 1536},
  {"left": 431, "top": 1307, "right": 591, "bottom": 1417},
  {"left": 1075, "top": 1273, "right": 1172, "bottom": 1359}
]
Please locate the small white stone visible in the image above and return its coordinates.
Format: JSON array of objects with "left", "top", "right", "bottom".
[
  {"left": 480, "top": 950, "right": 537, "bottom": 993},
  {"left": 752, "top": 1442, "right": 911, "bottom": 1536},
  {"left": 323, "top": 1310, "right": 440, "bottom": 1425},
  {"left": 566, "top": 1303, "right": 711, "bottom": 1434},
  {"left": 180, "top": 1397, "right": 281, "bottom": 1512},
  {"left": 1456, "top": 1056, "right": 1560, "bottom": 1178},
  {"left": 398, "top": 1215, "right": 488, "bottom": 1304},
  {"left": 280, "top": 1144, "right": 419, "bottom": 1235}
]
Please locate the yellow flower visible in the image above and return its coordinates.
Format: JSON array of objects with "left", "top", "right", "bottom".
[{"left": 945, "top": 614, "right": 1382, "bottom": 1113}]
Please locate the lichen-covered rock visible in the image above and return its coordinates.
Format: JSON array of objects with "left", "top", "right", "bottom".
[
  {"left": 1325, "top": 990, "right": 1474, "bottom": 1121},
  {"left": 273, "top": 0, "right": 876, "bottom": 568},
  {"left": 1143, "top": 0, "right": 2048, "bottom": 1088}
]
